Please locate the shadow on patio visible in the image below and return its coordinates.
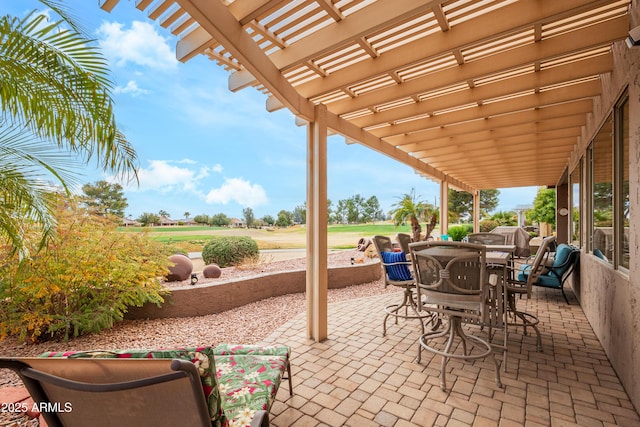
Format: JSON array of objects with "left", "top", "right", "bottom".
[{"left": 262, "top": 287, "right": 640, "bottom": 426}]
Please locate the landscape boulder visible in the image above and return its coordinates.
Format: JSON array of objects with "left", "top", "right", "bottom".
[
  {"left": 203, "top": 264, "right": 222, "bottom": 279},
  {"left": 166, "top": 254, "right": 193, "bottom": 282}
]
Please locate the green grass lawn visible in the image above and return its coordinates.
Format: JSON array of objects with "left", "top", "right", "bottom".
[
  {"left": 118, "top": 222, "right": 421, "bottom": 250},
  {"left": 327, "top": 223, "right": 411, "bottom": 234},
  {"left": 117, "top": 226, "right": 224, "bottom": 233}
]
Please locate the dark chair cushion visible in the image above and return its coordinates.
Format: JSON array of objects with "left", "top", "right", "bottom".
[{"left": 380, "top": 251, "right": 412, "bottom": 281}]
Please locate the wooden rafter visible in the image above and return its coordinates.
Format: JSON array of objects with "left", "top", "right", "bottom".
[{"left": 101, "top": 0, "right": 630, "bottom": 191}]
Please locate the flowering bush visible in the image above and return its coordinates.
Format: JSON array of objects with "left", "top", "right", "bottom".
[{"left": 0, "top": 201, "right": 171, "bottom": 342}]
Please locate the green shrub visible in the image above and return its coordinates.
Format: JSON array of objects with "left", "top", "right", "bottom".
[
  {"left": 480, "top": 220, "right": 499, "bottom": 232},
  {"left": 0, "top": 202, "right": 171, "bottom": 343},
  {"left": 202, "top": 236, "right": 259, "bottom": 267}
]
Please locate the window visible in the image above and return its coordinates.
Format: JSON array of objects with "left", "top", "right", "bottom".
[
  {"left": 569, "top": 160, "right": 581, "bottom": 247},
  {"left": 591, "top": 114, "right": 613, "bottom": 264},
  {"left": 616, "top": 97, "right": 629, "bottom": 270},
  {"left": 587, "top": 91, "right": 629, "bottom": 270}
]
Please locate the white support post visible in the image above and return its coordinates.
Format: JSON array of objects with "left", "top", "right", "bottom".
[
  {"left": 473, "top": 190, "right": 480, "bottom": 233},
  {"left": 440, "top": 179, "right": 449, "bottom": 236},
  {"left": 306, "top": 104, "right": 328, "bottom": 342}
]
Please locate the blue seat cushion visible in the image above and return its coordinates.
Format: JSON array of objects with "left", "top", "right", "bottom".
[
  {"left": 552, "top": 244, "right": 573, "bottom": 268},
  {"left": 594, "top": 248, "right": 607, "bottom": 261},
  {"left": 517, "top": 264, "right": 531, "bottom": 282},
  {"left": 380, "top": 251, "right": 412, "bottom": 281}
]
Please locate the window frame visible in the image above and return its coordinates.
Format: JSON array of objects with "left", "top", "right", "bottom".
[
  {"left": 613, "top": 92, "right": 629, "bottom": 272},
  {"left": 569, "top": 159, "right": 582, "bottom": 248},
  {"left": 585, "top": 89, "right": 629, "bottom": 272}
]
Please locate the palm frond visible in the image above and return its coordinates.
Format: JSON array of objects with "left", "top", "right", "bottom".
[
  {"left": 0, "top": 123, "right": 87, "bottom": 258},
  {"left": 0, "top": 11, "right": 139, "bottom": 180}
]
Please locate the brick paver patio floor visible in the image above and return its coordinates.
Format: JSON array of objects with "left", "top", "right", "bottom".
[{"left": 262, "top": 287, "right": 640, "bottom": 426}]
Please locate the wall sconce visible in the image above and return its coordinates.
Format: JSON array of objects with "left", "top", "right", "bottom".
[
  {"left": 626, "top": 25, "right": 640, "bottom": 48},
  {"left": 190, "top": 273, "right": 198, "bottom": 286}
]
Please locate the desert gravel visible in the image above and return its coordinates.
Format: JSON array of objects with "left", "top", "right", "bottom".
[{"left": 0, "top": 250, "right": 390, "bottom": 388}]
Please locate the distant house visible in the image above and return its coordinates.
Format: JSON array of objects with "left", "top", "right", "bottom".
[
  {"left": 159, "top": 216, "right": 179, "bottom": 226},
  {"left": 230, "top": 218, "right": 246, "bottom": 228},
  {"left": 180, "top": 217, "right": 196, "bottom": 225},
  {"left": 121, "top": 217, "right": 142, "bottom": 227}
]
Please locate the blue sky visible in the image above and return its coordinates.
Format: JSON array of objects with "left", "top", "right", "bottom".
[{"left": 5, "top": 1, "right": 539, "bottom": 220}]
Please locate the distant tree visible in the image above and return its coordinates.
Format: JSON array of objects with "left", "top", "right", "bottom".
[
  {"left": 346, "top": 194, "right": 364, "bottom": 223},
  {"left": 210, "top": 213, "right": 230, "bottom": 227},
  {"left": 593, "top": 182, "right": 613, "bottom": 211},
  {"left": 490, "top": 211, "right": 518, "bottom": 226},
  {"left": 158, "top": 209, "right": 170, "bottom": 218},
  {"left": 448, "top": 188, "right": 501, "bottom": 221},
  {"left": 293, "top": 203, "right": 306, "bottom": 224},
  {"left": 390, "top": 189, "right": 430, "bottom": 241},
  {"left": 262, "top": 215, "right": 275, "bottom": 226},
  {"left": 448, "top": 189, "right": 471, "bottom": 223},
  {"left": 276, "top": 210, "right": 293, "bottom": 227},
  {"left": 479, "top": 189, "right": 500, "bottom": 216},
  {"left": 184, "top": 212, "right": 190, "bottom": 219},
  {"left": 363, "top": 195, "right": 383, "bottom": 222},
  {"left": 137, "top": 212, "right": 160, "bottom": 226},
  {"left": 526, "top": 187, "right": 556, "bottom": 227},
  {"left": 242, "top": 207, "right": 255, "bottom": 228},
  {"left": 81, "top": 180, "right": 128, "bottom": 218},
  {"left": 193, "top": 214, "right": 210, "bottom": 225},
  {"left": 334, "top": 199, "right": 348, "bottom": 224}
]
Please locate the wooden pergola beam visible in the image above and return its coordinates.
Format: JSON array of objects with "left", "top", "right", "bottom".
[
  {"left": 374, "top": 80, "right": 600, "bottom": 138},
  {"left": 228, "top": 0, "right": 440, "bottom": 91},
  {"left": 387, "top": 100, "right": 591, "bottom": 146},
  {"left": 351, "top": 54, "right": 612, "bottom": 129},
  {"left": 325, "top": 16, "right": 626, "bottom": 116},
  {"left": 293, "top": 0, "right": 617, "bottom": 99}
]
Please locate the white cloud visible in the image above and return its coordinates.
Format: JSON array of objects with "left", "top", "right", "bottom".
[
  {"left": 118, "top": 161, "right": 263, "bottom": 208},
  {"left": 96, "top": 21, "right": 177, "bottom": 71},
  {"left": 205, "top": 178, "right": 268, "bottom": 207},
  {"left": 127, "top": 160, "right": 201, "bottom": 193},
  {"left": 114, "top": 80, "right": 150, "bottom": 96}
]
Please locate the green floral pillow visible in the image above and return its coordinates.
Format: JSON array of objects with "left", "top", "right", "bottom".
[
  {"left": 40, "top": 347, "right": 227, "bottom": 427},
  {"left": 213, "top": 344, "right": 290, "bottom": 358},
  {"left": 214, "top": 354, "right": 287, "bottom": 426}
]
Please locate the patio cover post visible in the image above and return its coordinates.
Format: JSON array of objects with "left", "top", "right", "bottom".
[
  {"left": 473, "top": 190, "right": 480, "bottom": 232},
  {"left": 306, "top": 104, "right": 328, "bottom": 342},
  {"left": 440, "top": 179, "right": 448, "bottom": 236}
]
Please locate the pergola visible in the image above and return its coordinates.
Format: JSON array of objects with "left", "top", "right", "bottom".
[{"left": 100, "top": 0, "right": 630, "bottom": 341}]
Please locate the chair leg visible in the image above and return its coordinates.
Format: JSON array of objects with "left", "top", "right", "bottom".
[
  {"left": 507, "top": 294, "right": 542, "bottom": 352},
  {"left": 286, "top": 361, "right": 293, "bottom": 396},
  {"left": 384, "top": 287, "right": 433, "bottom": 337},
  {"left": 418, "top": 317, "right": 502, "bottom": 391}
]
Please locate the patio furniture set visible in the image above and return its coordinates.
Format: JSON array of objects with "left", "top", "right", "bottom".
[
  {"left": 0, "top": 232, "right": 579, "bottom": 426},
  {"left": 373, "top": 232, "right": 579, "bottom": 391}
]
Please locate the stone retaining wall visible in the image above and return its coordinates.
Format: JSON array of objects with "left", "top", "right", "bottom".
[{"left": 125, "top": 261, "right": 381, "bottom": 320}]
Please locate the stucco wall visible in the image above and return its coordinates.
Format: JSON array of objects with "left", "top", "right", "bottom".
[
  {"left": 571, "top": 6, "right": 640, "bottom": 412},
  {"left": 125, "top": 261, "right": 381, "bottom": 320}
]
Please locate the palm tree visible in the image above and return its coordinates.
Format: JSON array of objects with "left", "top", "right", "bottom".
[
  {"left": 0, "top": 1, "right": 138, "bottom": 258},
  {"left": 391, "top": 189, "right": 430, "bottom": 241}
]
